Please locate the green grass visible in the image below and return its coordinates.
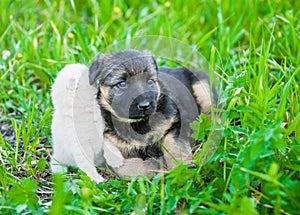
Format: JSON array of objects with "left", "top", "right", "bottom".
[{"left": 0, "top": 0, "right": 299, "bottom": 214}]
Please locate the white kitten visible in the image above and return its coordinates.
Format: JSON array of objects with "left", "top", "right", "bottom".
[{"left": 50, "top": 64, "right": 124, "bottom": 183}]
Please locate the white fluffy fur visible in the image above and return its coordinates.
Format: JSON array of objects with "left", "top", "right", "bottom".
[{"left": 50, "top": 64, "right": 124, "bottom": 183}]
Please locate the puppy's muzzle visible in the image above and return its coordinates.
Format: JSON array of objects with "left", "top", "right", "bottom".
[{"left": 129, "top": 94, "right": 157, "bottom": 119}]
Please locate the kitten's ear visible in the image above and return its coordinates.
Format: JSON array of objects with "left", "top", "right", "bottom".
[{"left": 89, "top": 53, "right": 108, "bottom": 85}]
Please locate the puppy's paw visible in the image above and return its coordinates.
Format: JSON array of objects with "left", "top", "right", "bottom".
[
  {"left": 114, "top": 158, "right": 162, "bottom": 177},
  {"left": 162, "top": 133, "right": 193, "bottom": 169},
  {"left": 142, "top": 158, "right": 161, "bottom": 174},
  {"left": 114, "top": 158, "right": 143, "bottom": 177}
]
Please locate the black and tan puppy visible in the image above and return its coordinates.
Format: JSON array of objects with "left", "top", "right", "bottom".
[{"left": 89, "top": 50, "right": 217, "bottom": 174}]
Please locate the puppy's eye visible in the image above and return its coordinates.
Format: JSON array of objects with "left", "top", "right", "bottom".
[
  {"left": 117, "top": 81, "right": 127, "bottom": 88},
  {"left": 147, "top": 79, "right": 154, "bottom": 86}
]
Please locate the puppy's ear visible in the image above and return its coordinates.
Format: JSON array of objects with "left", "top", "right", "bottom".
[
  {"left": 141, "top": 50, "right": 158, "bottom": 71},
  {"left": 89, "top": 53, "right": 108, "bottom": 85},
  {"left": 141, "top": 49, "right": 152, "bottom": 56}
]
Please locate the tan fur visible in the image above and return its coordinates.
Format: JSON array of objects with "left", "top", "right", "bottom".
[
  {"left": 99, "top": 86, "right": 112, "bottom": 112},
  {"left": 100, "top": 86, "right": 110, "bottom": 102},
  {"left": 146, "top": 115, "right": 176, "bottom": 145},
  {"left": 192, "top": 80, "right": 212, "bottom": 114},
  {"left": 104, "top": 133, "right": 147, "bottom": 157},
  {"left": 104, "top": 134, "right": 164, "bottom": 176},
  {"left": 99, "top": 96, "right": 113, "bottom": 113},
  {"left": 114, "top": 157, "right": 162, "bottom": 177},
  {"left": 104, "top": 116, "right": 175, "bottom": 157},
  {"left": 155, "top": 81, "right": 161, "bottom": 102},
  {"left": 162, "top": 132, "right": 193, "bottom": 168}
]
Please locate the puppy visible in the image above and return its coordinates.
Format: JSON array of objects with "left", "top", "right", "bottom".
[{"left": 89, "top": 49, "right": 217, "bottom": 170}]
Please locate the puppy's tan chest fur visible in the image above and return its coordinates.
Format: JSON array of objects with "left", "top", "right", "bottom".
[{"left": 104, "top": 115, "right": 176, "bottom": 158}]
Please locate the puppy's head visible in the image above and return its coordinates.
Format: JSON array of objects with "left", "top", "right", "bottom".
[{"left": 89, "top": 50, "right": 160, "bottom": 122}]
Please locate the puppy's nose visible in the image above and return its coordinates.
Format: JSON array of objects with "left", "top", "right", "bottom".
[{"left": 137, "top": 101, "right": 151, "bottom": 111}]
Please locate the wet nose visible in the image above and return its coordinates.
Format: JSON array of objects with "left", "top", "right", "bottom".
[{"left": 137, "top": 100, "right": 151, "bottom": 111}]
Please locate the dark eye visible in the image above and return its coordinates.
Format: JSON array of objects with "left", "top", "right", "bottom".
[
  {"left": 117, "top": 81, "right": 126, "bottom": 88},
  {"left": 147, "top": 79, "right": 154, "bottom": 86}
]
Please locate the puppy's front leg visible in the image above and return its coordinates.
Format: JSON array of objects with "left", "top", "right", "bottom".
[
  {"left": 162, "top": 133, "right": 193, "bottom": 168},
  {"left": 103, "top": 134, "right": 162, "bottom": 177}
]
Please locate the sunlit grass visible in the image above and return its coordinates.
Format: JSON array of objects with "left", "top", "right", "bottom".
[{"left": 0, "top": 0, "right": 299, "bottom": 214}]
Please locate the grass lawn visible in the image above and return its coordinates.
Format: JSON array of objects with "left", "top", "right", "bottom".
[{"left": 0, "top": 0, "right": 299, "bottom": 214}]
